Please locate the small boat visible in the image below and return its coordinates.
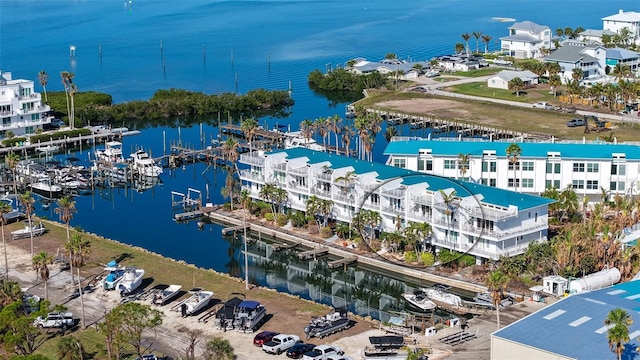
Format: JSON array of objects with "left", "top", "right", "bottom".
[
  {"left": 424, "top": 287, "right": 463, "bottom": 307},
  {"left": 11, "top": 220, "right": 46, "bottom": 240},
  {"left": 129, "top": 149, "right": 163, "bottom": 177},
  {"left": 35, "top": 145, "right": 60, "bottom": 153},
  {"left": 473, "top": 291, "right": 512, "bottom": 308},
  {"left": 283, "top": 131, "right": 326, "bottom": 152},
  {"left": 95, "top": 141, "right": 126, "bottom": 164},
  {"left": 362, "top": 335, "right": 408, "bottom": 359},
  {"left": 117, "top": 267, "right": 145, "bottom": 296},
  {"left": 0, "top": 197, "right": 23, "bottom": 223},
  {"left": 103, "top": 261, "right": 126, "bottom": 290},
  {"left": 304, "top": 307, "right": 354, "bottom": 339},
  {"left": 29, "top": 180, "right": 64, "bottom": 198},
  {"left": 402, "top": 290, "right": 437, "bottom": 312},
  {"left": 151, "top": 284, "right": 182, "bottom": 305},
  {"left": 180, "top": 288, "right": 213, "bottom": 316},
  {"left": 232, "top": 299, "right": 267, "bottom": 333}
]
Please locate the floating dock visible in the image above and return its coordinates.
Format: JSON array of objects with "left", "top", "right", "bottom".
[
  {"left": 298, "top": 247, "right": 329, "bottom": 260},
  {"left": 221, "top": 224, "right": 250, "bottom": 236},
  {"left": 327, "top": 256, "right": 358, "bottom": 269}
]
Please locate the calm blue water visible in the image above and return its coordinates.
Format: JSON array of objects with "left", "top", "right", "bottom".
[{"left": 1, "top": 0, "right": 635, "bottom": 315}]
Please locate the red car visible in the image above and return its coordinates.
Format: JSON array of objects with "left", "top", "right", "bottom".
[{"left": 253, "top": 331, "right": 280, "bottom": 347}]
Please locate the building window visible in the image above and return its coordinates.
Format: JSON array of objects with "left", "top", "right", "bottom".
[
  {"left": 370, "top": 193, "right": 380, "bottom": 205},
  {"left": 481, "top": 179, "right": 487, "bottom": 185},
  {"left": 546, "top": 163, "right": 561, "bottom": 174},
  {"left": 611, "top": 164, "right": 626, "bottom": 175},
  {"left": 426, "top": 160, "right": 433, "bottom": 171},
  {"left": 508, "top": 161, "right": 520, "bottom": 171},
  {"left": 522, "top": 178, "right": 534, "bottom": 188},
  {"left": 25, "top": 126, "right": 35, "bottom": 135},
  {"left": 31, "top": 113, "right": 40, "bottom": 121},
  {"left": 573, "top": 163, "right": 585, "bottom": 172},
  {"left": 393, "top": 158, "right": 406, "bottom": 168},
  {"left": 1, "top": 117, "right": 10, "bottom": 126},
  {"left": 610, "top": 181, "right": 625, "bottom": 192},
  {"left": 586, "top": 180, "right": 599, "bottom": 190},
  {"left": 522, "top": 161, "right": 534, "bottom": 171},
  {"left": 572, "top": 180, "right": 584, "bottom": 189},
  {"left": 508, "top": 179, "right": 520, "bottom": 188},
  {"left": 418, "top": 159, "right": 424, "bottom": 171},
  {"left": 418, "top": 159, "right": 433, "bottom": 171},
  {"left": 490, "top": 179, "right": 496, "bottom": 187},
  {"left": 545, "top": 179, "right": 560, "bottom": 189},
  {"left": 444, "top": 160, "right": 456, "bottom": 169},
  {"left": 587, "top": 163, "right": 599, "bottom": 173}
]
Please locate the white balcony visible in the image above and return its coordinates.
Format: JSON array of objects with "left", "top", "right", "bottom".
[
  {"left": 381, "top": 187, "right": 405, "bottom": 199},
  {"left": 289, "top": 166, "right": 308, "bottom": 176},
  {"left": 239, "top": 169, "right": 265, "bottom": 182},
  {"left": 239, "top": 154, "right": 265, "bottom": 167}
]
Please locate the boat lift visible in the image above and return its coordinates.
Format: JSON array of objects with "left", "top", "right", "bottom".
[{"left": 171, "top": 188, "right": 202, "bottom": 209}]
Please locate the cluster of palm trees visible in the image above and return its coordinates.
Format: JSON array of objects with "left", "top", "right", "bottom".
[
  {"left": 60, "top": 71, "right": 77, "bottom": 130},
  {"left": 458, "top": 32, "right": 493, "bottom": 55},
  {"left": 299, "top": 108, "right": 384, "bottom": 161},
  {"left": 555, "top": 26, "right": 636, "bottom": 49}
]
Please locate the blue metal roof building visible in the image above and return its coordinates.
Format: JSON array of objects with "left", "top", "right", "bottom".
[{"left": 491, "top": 280, "right": 640, "bottom": 359}]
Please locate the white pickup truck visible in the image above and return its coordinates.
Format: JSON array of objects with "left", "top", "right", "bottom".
[
  {"left": 33, "top": 312, "right": 74, "bottom": 329},
  {"left": 262, "top": 334, "right": 301, "bottom": 355},
  {"left": 302, "top": 345, "right": 344, "bottom": 360},
  {"left": 493, "top": 58, "right": 513, "bottom": 66}
]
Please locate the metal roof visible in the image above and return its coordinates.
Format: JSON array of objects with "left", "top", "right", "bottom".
[
  {"left": 492, "top": 280, "right": 640, "bottom": 359},
  {"left": 269, "top": 148, "right": 553, "bottom": 211},
  {"left": 602, "top": 10, "right": 640, "bottom": 22},
  {"left": 544, "top": 45, "right": 603, "bottom": 64},
  {"left": 508, "top": 21, "right": 550, "bottom": 35},
  {"left": 491, "top": 70, "right": 539, "bottom": 82},
  {"left": 607, "top": 47, "right": 640, "bottom": 60},
  {"left": 500, "top": 33, "right": 542, "bottom": 43},
  {"left": 383, "top": 139, "right": 640, "bottom": 160}
]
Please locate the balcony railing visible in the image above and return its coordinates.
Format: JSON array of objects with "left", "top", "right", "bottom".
[
  {"left": 468, "top": 206, "right": 516, "bottom": 221},
  {"left": 239, "top": 169, "right": 265, "bottom": 182},
  {"left": 272, "top": 163, "right": 286, "bottom": 171},
  {"left": 411, "top": 194, "right": 432, "bottom": 205},
  {"left": 289, "top": 166, "right": 308, "bottom": 176},
  {"left": 381, "top": 187, "right": 405, "bottom": 199},
  {"left": 381, "top": 205, "right": 405, "bottom": 215},
  {"left": 288, "top": 181, "right": 309, "bottom": 191},
  {"left": 311, "top": 187, "right": 331, "bottom": 197},
  {"left": 316, "top": 172, "right": 333, "bottom": 182},
  {"left": 239, "top": 154, "right": 265, "bottom": 166}
]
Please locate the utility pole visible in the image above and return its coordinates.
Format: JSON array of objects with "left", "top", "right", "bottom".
[{"left": 244, "top": 211, "right": 249, "bottom": 290}]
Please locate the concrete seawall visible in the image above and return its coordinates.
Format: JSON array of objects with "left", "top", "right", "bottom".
[{"left": 207, "top": 210, "right": 488, "bottom": 294}]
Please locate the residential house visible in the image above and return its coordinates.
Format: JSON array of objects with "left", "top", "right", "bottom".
[
  {"left": 383, "top": 138, "right": 640, "bottom": 202},
  {"left": 500, "top": 21, "right": 552, "bottom": 59},
  {"left": 350, "top": 59, "right": 430, "bottom": 80},
  {"left": 0, "top": 70, "right": 51, "bottom": 138},
  {"left": 606, "top": 47, "right": 640, "bottom": 74},
  {"left": 239, "top": 147, "right": 553, "bottom": 263},
  {"left": 542, "top": 45, "right": 607, "bottom": 83},
  {"left": 602, "top": 9, "right": 640, "bottom": 46},
  {"left": 577, "top": 29, "right": 617, "bottom": 44},
  {"left": 487, "top": 70, "right": 539, "bottom": 90},
  {"left": 435, "top": 55, "right": 480, "bottom": 72}
]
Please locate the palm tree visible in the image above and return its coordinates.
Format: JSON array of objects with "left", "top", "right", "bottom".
[
  {"left": 461, "top": 33, "right": 470, "bottom": 54},
  {"left": 472, "top": 31, "right": 482, "bottom": 53},
  {"left": 57, "top": 336, "right": 84, "bottom": 360},
  {"left": 508, "top": 77, "right": 525, "bottom": 97},
  {"left": 384, "top": 127, "right": 398, "bottom": 142},
  {"left": 221, "top": 138, "right": 240, "bottom": 210},
  {"left": 457, "top": 153, "right": 471, "bottom": 180},
  {"left": 5, "top": 152, "right": 20, "bottom": 197},
  {"left": 55, "top": 196, "right": 77, "bottom": 241},
  {"left": 300, "top": 119, "right": 314, "bottom": 147},
  {"left": 65, "top": 233, "right": 91, "bottom": 285},
  {"left": 259, "top": 183, "right": 278, "bottom": 216},
  {"left": 0, "top": 200, "right": 12, "bottom": 278},
  {"left": 486, "top": 270, "right": 509, "bottom": 329},
  {"left": 32, "top": 251, "right": 53, "bottom": 300},
  {"left": 506, "top": 143, "right": 522, "bottom": 191},
  {"left": 314, "top": 117, "right": 328, "bottom": 151},
  {"left": 20, "top": 191, "right": 36, "bottom": 258},
  {"left": 240, "top": 118, "right": 258, "bottom": 155},
  {"left": 454, "top": 43, "right": 464, "bottom": 55},
  {"left": 60, "top": 71, "right": 73, "bottom": 122},
  {"left": 605, "top": 308, "right": 633, "bottom": 360},
  {"left": 341, "top": 124, "right": 355, "bottom": 158},
  {"left": 38, "top": 70, "right": 49, "bottom": 102},
  {"left": 481, "top": 35, "right": 493, "bottom": 54},
  {"left": 0, "top": 278, "right": 22, "bottom": 307},
  {"left": 69, "top": 83, "right": 78, "bottom": 130}
]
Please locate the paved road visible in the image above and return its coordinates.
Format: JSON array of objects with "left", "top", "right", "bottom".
[{"left": 409, "top": 74, "right": 640, "bottom": 124}]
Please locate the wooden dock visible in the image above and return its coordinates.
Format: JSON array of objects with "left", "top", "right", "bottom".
[
  {"left": 174, "top": 206, "right": 215, "bottom": 222},
  {"left": 273, "top": 241, "right": 300, "bottom": 251},
  {"left": 297, "top": 247, "right": 329, "bottom": 260},
  {"left": 221, "top": 224, "right": 250, "bottom": 236},
  {"left": 327, "top": 256, "right": 358, "bottom": 269}
]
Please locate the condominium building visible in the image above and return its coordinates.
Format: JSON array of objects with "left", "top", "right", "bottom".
[
  {"left": 384, "top": 138, "right": 640, "bottom": 201},
  {"left": 0, "top": 70, "right": 51, "bottom": 137},
  {"left": 602, "top": 9, "right": 640, "bottom": 46},
  {"left": 238, "top": 147, "right": 553, "bottom": 263}
]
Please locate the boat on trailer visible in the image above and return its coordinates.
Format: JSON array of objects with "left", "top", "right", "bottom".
[
  {"left": 179, "top": 288, "right": 214, "bottom": 317},
  {"left": 402, "top": 289, "right": 437, "bottom": 312},
  {"left": 214, "top": 292, "right": 246, "bottom": 330},
  {"left": 151, "top": 284, "right": 182, "bottom": 306},
  {"left": 11, "top": 220, "right": 46, "bottom": 240},
  {"left": 232, "top": 300, "right": 267, "bottom": 333},
  {"left": 117, "top": 267, "right": 145, "bottom": 296},
  {"left": 304, "top": 307, "right": 354, "bottom": 339}
]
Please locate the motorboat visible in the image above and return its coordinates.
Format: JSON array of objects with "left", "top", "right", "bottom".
[
  {"left": 424, "top": 287, "right": 463, "bottom": 307},
  {"left": 179, "top": 288, "right": 213, "bottom": 316},
  {"left": 129, "top": 149, "right": 163, "bottom": 177},
  {"left": 103, "top": 261, "right": 126, "bottom": 290},
  {"left": 11, "top": 220, "right": 46, "bottom": 240},
  {"left": 473, "top": 291, "right": 512, "bottom": 308},
  {"left": 214, "top": 292, "right": 246, "bottom": 330},
  {"left": 362, "top": 335, "right": 408, "bottom": 359},
  {"left": 283, "top": 131, "right": 325, "bottom": 152},
  {"left": 0, "top": 196, "right": 23, "bottom": 223},
  {"left": 95, "top": 141, "right": 126, "bottom": 164},
  {"left": 402, "top": 289, "right": 437, "bottom": 312},
  {"left": 117, "top": 267, "right": 145, "bottom": 296},
  {"left": 304, "top": 307, "right": 354, "bottom": 339},
  {"left": 232, "top": 299, "right": 267, "bottom": 333},
  {"left": 151, "top": 284, "right": 182, "bottom": 306},
  {"left": 29, "top": 179, "right": 63, "bottom": 198}
]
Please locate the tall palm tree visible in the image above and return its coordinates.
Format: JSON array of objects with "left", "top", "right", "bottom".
[
  {"left": 486, "top": 270, "right": 509, "bottom": 329},
  {"left": 5, "top": 152, "right": 20, "bottom": 197},
  {"left": 65, "top": 233, "right": 91, "bottom": 285},
  {"left": 506, "top": 143, "right": 522, "bottom": 191},
  {"left": 472, "top": 31, "right": 482, "bottom": 53},
  {"left": 438, "top": 189, "right": 457, "bottom": 243},
  {"left": 240, "top": 118, "right": 258, "bottom": 155},
  {"left": 0, "top": 201, "right": 12, "bottom": 278},
  {"left": 605, "top": 308, "right": 633, "bottom": 360},
  {"left": 461, "top": 33, "right": 470, "bottom": 54},
  {"left": 481, "top": 35, "right": 493, "bottom": 54},
  {"left": 69, "top": 83, "right": 78, "bottom": 130},
  {"left": 341, "top": 124, "right": 355, "bottom": 158},
  {"left": 32, "top": 251, "right": 53, "bottom": 300},
  {"left": 60, "top": 71, "right": 73, "bottom": 122},
  {"left": 314, "top": 117, "right": 328, "bottom": 151},
  {"left": 329, "top": 115, "right": 342, "bottom": 154},
  {"left": 300, "top": 119, "right": 314, "bottom": 147},
  {"left": 38, "top": 70, "right": 49, "bottom": 102},
  {"left": 221, "top": 138, "right": 240, "bottom": 210},
  {"left": 55, "top": 196, "right": 77, "bottom": 241},
  {"left": 20, "top": 191, "right": 36, "bottom": 258},
  {"left": 457, "top": 153, "right": 471, "bottom": 180}
]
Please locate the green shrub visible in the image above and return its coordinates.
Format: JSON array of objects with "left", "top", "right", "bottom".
[
  {"left": 2, "top": 137, "right": 26, "bottom": 147},
  {"left": 276, "top": 213, "right": 289, "bottom": 227},
  {"left": 320, "top": 226, "right": 333, "bottom": 238},
  {"left": 420, "top": 252, "right": 435, "bottom": 266},
  {"left": 264, "top": 212, "right": 274, "bottom": 222},
  {"left": 260, "top": 207, "right": 271, "bottom": 217},
  {"left": 290, "top": 211, "right": 308, "bottom": 228},
  {"left": 404, "top": 251, "right": 418, "bottom": 263},
  {"left": 457, "top": 254, "right": 476, "bottom": 267}
]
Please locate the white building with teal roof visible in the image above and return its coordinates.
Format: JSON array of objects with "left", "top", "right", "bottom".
[
  {"left": 383, "top": 138, "right": 640, "bottom": 201},
  {"left": 239, "top": 148, "right": 553, "bottom": 262}
]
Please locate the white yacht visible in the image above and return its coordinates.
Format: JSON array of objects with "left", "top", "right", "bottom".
[
  {"left": 129, "top": 149, "right": 162, "bottom": 177},
  {"left": 402, "top": 289, "right": 437, "bottom": 312},
  {"left": 424, "top": 287, "right": 463, "bottom": 307},
  {"left": 117, "top": 267, "right": 145, "bottom": 296},
  {"left": 95, "top": 141, "right": 126, "bottom": 164},
  {"left": 284, "top": 131, "right": 325, "bottom": 152}
]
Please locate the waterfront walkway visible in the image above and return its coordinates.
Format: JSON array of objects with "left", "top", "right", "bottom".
[{"left": 207, "top": 208, "right": 488, "bottom": 294}]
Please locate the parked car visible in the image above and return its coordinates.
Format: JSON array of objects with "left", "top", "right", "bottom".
[
  {"left": 253, "top": 331, "right": 280, "bottom": 347},
  {"left": 566, "top": 118, "right": 586, "bottom": 127},
  {"left": 532, "top": 102, "right": 554, "bottom": 109},
  {"left": 263, "top": 334, "right": 302, "bottom": 355},
  {"left": 302, "top": 345, "right": 344, "bottom": 360},
  {"left": 287, "top": 343, "right": 316, "bottom": 359},
  {"left": 33, "top": 312, "right": 74, "bottom": 329},
  {"left": 493, "top": 58, "right": 513, "bottom": 66}
]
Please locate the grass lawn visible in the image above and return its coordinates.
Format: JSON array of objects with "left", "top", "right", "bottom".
[
  {"left": 449, "top": 67, "right": 502, "bottom": 77},
  {"left": 446, "top": 82, "right": 559, "bottom": 104}
]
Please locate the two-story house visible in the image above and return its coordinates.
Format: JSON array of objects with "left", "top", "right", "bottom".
[
  {"left": 542, "top": 45, "right": 607, "bottom": 83},
  {"left": 602, "top": 9, "right": 640, "bottom": 46},
  {"left": 500, "top": 21, "right": 552, "bottom": 59},
  {"left": 0, "top": 70, "right": 52, "bottom": 137}
]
